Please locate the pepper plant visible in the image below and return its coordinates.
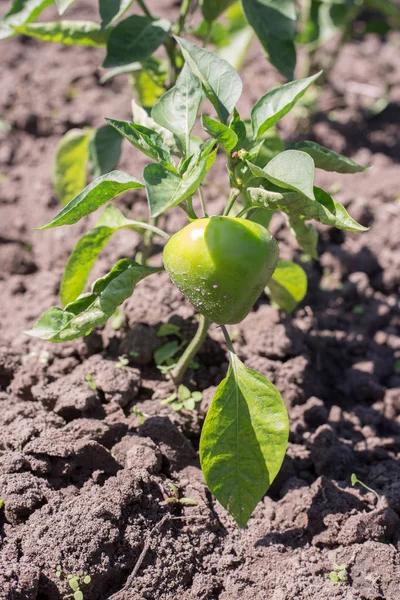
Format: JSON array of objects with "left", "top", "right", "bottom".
[{"left": 25, "top": 33, "right": 369, "bottom": 526}]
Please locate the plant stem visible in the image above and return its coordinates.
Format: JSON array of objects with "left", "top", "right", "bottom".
[
  {"left": 223, "top": 189, "right": 241, "bottom": 216},
  {"left": 137, "top": 0, "right": 153, "bottom": 18},
  {"left": 198, "top": 186, "right": 208, "bottom": 217},
  {"left": 132, "top": 221, "right": 170, "bottom": 240},
  {"left": 170, "top": 315, "right": 211, "bottom": 385},
  {"left": 137, "top": 217, "right": 165, "bottom": 266},
  {"left": 220, "top": 325, "right": 236, "bottom": 354},
  {"left": 177, "top": 0, "right": 194, "bottom": 35}
]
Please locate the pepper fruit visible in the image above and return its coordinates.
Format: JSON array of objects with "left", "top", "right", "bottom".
[{"left": 163, "top": 216, "right": 279, "bottom": 324}]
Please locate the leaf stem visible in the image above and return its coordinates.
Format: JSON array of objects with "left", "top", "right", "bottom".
[
  {"left": 170, "top": 314, "right": 211, "bottom": 385},
  {"left": 137, "top": 0, "right": 153, "bottom": 19},
  {"left": 177, "top": 0, "right": 194, "bottom": 35},
  {"left": 130, "top": 220, "right": 170, "bottom": 240},
  {"left": 223, "top": 189, "right": 241, "bottom": 216},
  {"left": 198, "top": 186, "right": 208, "bottom": 217},
  {"left": 220, "top": 325, "right": 236, "bottom": 355}
]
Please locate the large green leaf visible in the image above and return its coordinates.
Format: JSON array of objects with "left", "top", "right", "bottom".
[
  {"left": 26, "top": 259, "right": 162, "bottom": 342},
  {"left": 55, "top": 0, "right": 77, "bottom": 15},
  {"left": 288, "top": 215, "right": 318, "bottom": 259},
  {"left": 106, "top": 118, "right": 174, "bottom": 168},
  {"left": 200, "top": 353, "right": 289, "bottom": 527},
  {"left": 0, "top": 0, "right": 53, "bottom": 39},
  {"left": 89, "top": 125, "right": 123, "bottom": 178},
  {"left": 241, "top": 0, "right": 297, "bottom": 80},
  {"left": 267, "top": 260, "right": 307, "bottom": 312},
  {"left": 39, "top": 171, "right": 144, "bottom": 229},
  {"left": 53, "top": 129, "right": 91, "bottom": 207},
  {"left": 247, "top": 185, "right": 368, "bottom": 232},
  {"left": 251, "top": 71, "right": 321, "bottom": 138},
  {"left": 289, "top": 141, "right": 367, "bottom": 174},
  {"left": 152, "top": 64, "right": 202, "bottom": 155},
  {"left": 99, "top": 0, "right": 134, "bottom": 28},
  {"left": 249, "top": 150, "right": 316, "bottom": 200},
  {"left": 103, "top": 16, "right": 171, "bottom": 68},
  {"left": 200, "top": 0, "right": 235, "bottom": 21},
  {"left": 144, "top": 159, "right": 207, "bottom": 217},
  {"left": 201, "top": 114, "right": 238, "bottom": 153},
  {"left": 13, "top": 20, "right": 109, "bottom": 46},
  {"left": 175, "top": 36, "right": 242, "bottom": 124},
  {"left": 60, "top": 205, "right": 134, "bottom": 305}
]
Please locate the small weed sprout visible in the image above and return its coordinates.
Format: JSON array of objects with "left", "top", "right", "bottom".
[
  {"left": 131, "top": 405, "right": 146, "bottom": 425},
  {"left": 160, "top": 482, "right": 198, "bottom": 507},
  {"left": 0, "top": 499, "right": 4, "bottom": 509},
  {"left": 115, "top": 355, "right": 129, "bottom": 369},
  {"left": 161, "top": 385, "right": 202, "bottom": 412},
  {"left": 55, "top": 566, "right": 91, "bottom": 600},
  {"left": 84, "top": 373, "right": 97, "bottom": 391},
  {"left": 328, "top": 563, "right": 348, "bottom": 586},
  {"left": 351, "top": 473, "right": 380, "bottom": 503}
]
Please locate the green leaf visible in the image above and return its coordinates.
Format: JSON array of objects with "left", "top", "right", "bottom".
[
  {"left": 152, "top": 64, "right": 202, "bottom": 154},
  {"left": 200, "top": 353, "right": 289, "bottom": 527},
  {"left": 105, "top": 118, "right": 174, "bottom": 167},
  {"left": 247, "top": 185, "right": 368, "bottom": 232},
  {"left": 13, "top": 21, "right": 109, "bottom": 47},
  {"left": 39, "top": 171, "right": 144, "bottom": 229},
  {"left": 289, "top": 141, "right": 367, "bottom": 174},
  {"left": 131, "top": 98, "right": 178, "bottom": 154},
  {"left": 144, "top": 159, "right": 207, "bottom": 218},
  {"left": 0, "top": 0, "right": 53, "bottom": 39},
  {"left": 99, "top": 0, "right": 134, "bottom": 28},
  {"left": 267, "top": 260, "right": 307, "bottom": 312},
  {"left": 201, "top": 114, "right": 238, "bottom": 153},
  {"left": 251, "top": 71, "right": 321, "bottom": 138},
  {"left": 154, "top": 341, "right": 179, "bottom": 365},
  {"left": 249, "top": 150, "right": 316, "bottom": 200},
  {"left": 53, "top": 129, "right": 91, "bottom": 207},
  {"left": 218, "top": 25, "right": 254, "bottom": 72},
  {"left": 175, "top": 36, "right": 242, "bottom": 124},
  {"left": 200, "top": 0, "right": 235, "bottom": 22},
  {"left": 288, "top": 215, "right": 318, "bottom": 259},
  {"left": 69, "top": 577, "right": 79, "bottom": 592},
  {"left": 229, "top": 108, "right": 247, "bottom": 143},
  {"left": 74, "top": 592, "right": 83, "bottom": 600},
  {"left": 26, "top": 259, "right": 161, "bottom": 342},
  {"left": 89, "top": 125, "right": 123, "bottom": 178},
  {"left": 179, "top": 385, "right": 191, "bottom": 401},
  {"left": 55, "top": 0, "right": 77, "bottom": 15},
  {"left": 60, "top": 205, "right": 141, "bottom": 306},
  {"left": 103, "top": 16, "right": 171, "bottom": 68},
  {"left": 132, "top": 58, "right": 166, "bottom": 110},
  {"left": 241, "top": 0, "right": 297, "bottom": 80}
]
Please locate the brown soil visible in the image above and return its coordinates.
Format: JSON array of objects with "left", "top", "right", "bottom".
[{"left": 1, "top": 2, "right": 399, "bottom": 599}]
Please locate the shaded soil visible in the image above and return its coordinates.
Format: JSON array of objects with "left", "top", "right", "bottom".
[{"left": 1, "top": 2, "right": 400, "bottom": 599}]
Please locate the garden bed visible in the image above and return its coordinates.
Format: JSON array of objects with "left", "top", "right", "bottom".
[{"left": 0, "top": 1, "right": 399, "bottom": 599}]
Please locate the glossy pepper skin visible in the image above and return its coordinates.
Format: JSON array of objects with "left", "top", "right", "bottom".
[{"left": 163, "top": 216, "right": 279, "bottom": 324}]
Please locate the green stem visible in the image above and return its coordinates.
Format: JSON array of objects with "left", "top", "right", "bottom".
[
  {"left": 198, "top": 186, "right": 208, "bottom": 217},
  {"left": 131, "top": 220, "right": 170, "bottom": 240},
  {"left": 177, "top": 0, "right": 194, "bottom": 34},
  {"left": 170, "top": 315, "right": 211, "bottom": 385},
  {"left": 137, "top": 0, "right": 153, "bottom": 18},
  {"left": 137, "top": 217, "right": 165, "bottom": 266},
  {"left": 223, "top": 189, "right": 241, "bottom": 216},
  {"left": 221, "top": 325, "right": 235, "bottom": 354}
]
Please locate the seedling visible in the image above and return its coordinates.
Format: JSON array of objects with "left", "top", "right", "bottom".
[
  {"left": 160, "top": 482, "right": 198, "bottom": 507},
  {"left": 351, "top": 473, "right": 380, "bottom": 503},
  {"left": 131, "top": 405, "right": 146, "bottom": 425},
  {"left": 23, "top": 31, "right": 368, "bottom": 527},
  {"left": 328, "top": 563, "right": 348, "bottom": 586},
  {"left": 55, "top": 566, "right": 91, "bottom": 600},
  {"left": 0, "top": 499, "right": 4, "bottom": 509},
  {"left": 115, "top": 355, "right": 129, "bottom": 369},
  {"left": 84, "top": 373, "right": 97, "bottom": 391},
  {"left": 161, "top": 385, "right": 202, "bottom": 412}
]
